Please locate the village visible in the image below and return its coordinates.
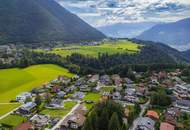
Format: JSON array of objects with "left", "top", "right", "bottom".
[{"left": 0, "top": 68, "right": 190, "bottom": 130}]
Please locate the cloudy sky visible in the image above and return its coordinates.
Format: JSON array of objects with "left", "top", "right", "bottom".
[{"left": 56, "top": 0, "right": 190, "bottom": 27}]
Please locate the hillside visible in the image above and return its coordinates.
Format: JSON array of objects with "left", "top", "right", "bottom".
[
  {"left": 98, "top": 22, "right": 158, "bottom": 38},
  {"left": 136, "top": 18, "right": 190, "bottom": 50},
  {"left": 0, "top": 0, "right": 105, "bottom": 44},
  {"left": 182, "top": 49, "right": 190, "bottom": 60}
]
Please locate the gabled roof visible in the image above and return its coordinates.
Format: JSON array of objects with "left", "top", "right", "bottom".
[
  {"left": 146, "top": 110, "right": 159, "bottom": 119},
  {"left": 137, "top": 117, "right": 155, "bottom": 130},
  {"left": 160, "top": 122, "right": 175, "bottom": 130}
]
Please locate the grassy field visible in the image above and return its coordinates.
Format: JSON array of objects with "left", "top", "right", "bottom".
[
  {"left": 0, "top": 64, "right": 73, "bottom": 103},
  {"left": 83, "top": 93, "right": 101, "bottom": 110},
  {"left": 83, "top": 93, "right": 101, "bottom": 101},
  {"left": 0, "top": 104, "right": 20, "bottom": 116},
  {"left": 36, "top": 40, "right": 142, "bottom": 57},
  {"left": 101, "top": 86, "right": 115, "bottom": 92},
  {"left": 0, "top": 114, "right": 27, "bottom": 128},
  {"left": 40, "top": 101, "right": 77, "bottom": 118}
]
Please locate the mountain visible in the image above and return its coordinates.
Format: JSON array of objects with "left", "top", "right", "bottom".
[
  {"left": 0, "top": 0, "right": 105, "bottom": 44},
  {"left": 98, "top": 22, "right": 158, "bottom": 38},
  {"left": 182, "top": 49, "right": 190, "bottom": 60},
  {"left": 131, "top": 39, "right": 190, "bottom": 64},
  {"left": 136, "top": 18, "right": 190, "bottom": 51}
]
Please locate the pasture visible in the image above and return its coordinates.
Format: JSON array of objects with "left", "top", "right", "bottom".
[
  {"left": 0, "top": 64, "right": 74, "bottom": 116},
  {"left": 37, "top": 40, "right": 142, "bottom": 57}
]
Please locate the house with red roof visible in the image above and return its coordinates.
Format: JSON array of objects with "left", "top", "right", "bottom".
[
  {"left": 146, "top": 110, "right": 159, "bottom": 120},
  {"left": 160, "top": 122, "right": 175, "bottom": 130}
]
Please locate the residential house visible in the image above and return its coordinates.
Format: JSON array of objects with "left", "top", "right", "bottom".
[
  {"left": 30, "top": 114, "right": 50, "bottom": 128},
  {"left": 75, "top": 78, "right": 86, "bottom": 86},
  {"left": 57, "top": 91, "right": 66, "bottom": 98},
  {"left": 173, "top": 84, "right": 190, "bottom": 98},
  {"left": 46, "top": 98, "right": 64, "bottom": 109},
  {"left": 52, "top": 85, "right": 61, "bottom": 93},
  {"left": 123, "top": 95, "right": 139, "bottom": 103},
  {"left": 164, "top": 107, "right": 180, "bottom": 126},
  {"left": 146, "top": 110, "right": 159, "bottom": 120},
  {"left": 136, "top": 117, "right": 155, "bottom": 130},
  {"left": 112, "top": 74, "right": 122, "bottom": 87},
  {"left": 73, "top": 92, "right": 85, "bottom": 100},
  {"left": 19, "top": 102, "right": 36, "bottom": 115},
  {"left": 67, "top": 113, "right": 86, "bottom": 129},
  {"left": 16, "top": 92, "right": 32, "bottom": 103},
  {"left": 125, "top": 88, "right": 136, "bottom": 96},
  {"left": 160, "top": 122, "right": 175, "bottom": 130},
  {"left": 79, "top": 85, "right": 91, "bottom": 92},
  {"left": 123, "top": 78, "right": 134, "bottom": 84},
  {"left": 100, "top": 75, "right": 112, "bottom": 85},
  {"left": 124, "top": 88, "right": 138, "bottom": 103},
  {"left": 112, "top": 92, "right": 122, "bottom": 100},
  {"left": 174, "top": 100, "right": 190, "bottom": 113},
  {"left": 88, "top": 74, "right": 99, "bottom": 83}
]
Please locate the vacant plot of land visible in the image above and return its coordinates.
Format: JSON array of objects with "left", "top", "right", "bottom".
[
  {"left": 0, "top": 114, "right": 27, "bottom": 128},
  {"left": 0, "top": 104, "right": 20, "bottom": 116},
  {"left": 101, "top": 86, "right": 115, "bottom": 92},
  {"left": 37, "top": 40, "right": 142, "bottom": 57},
  {"left": 83, "top": 93, "right": 101, "bottom": 101},
  {"left": 40, "top": 101, "right": 77, "bottom": 117},
  {"left": 0, "top": 64, "right": 74, "bottom": 103},
  {"left": 83, "top": 93, "right": 101, "bottom": 110}
]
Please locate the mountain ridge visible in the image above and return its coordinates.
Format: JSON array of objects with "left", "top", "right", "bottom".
[
  {"left": 0, "top": 0, "right": 105, "bottom": 44},
  {"left": 136, "top": 18, "right": 190, "bottom": 50}
]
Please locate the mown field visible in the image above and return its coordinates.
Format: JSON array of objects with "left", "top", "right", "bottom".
[
  {"left": 0, "top": 114, "right": 27, "bottom": 128},
  {"left": 0, "top": 64, "right": 74, "bottom": 116},
  {"left": 36, "top": 40, "right": 142, "bottom": 57}
]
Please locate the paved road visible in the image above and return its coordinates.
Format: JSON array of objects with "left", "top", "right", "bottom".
[
  {"left": 51, "top": 103, "right": 80, "bottom": 130},
  {"left": 129, "top": 100, "right": 150, "bottom": 130}
]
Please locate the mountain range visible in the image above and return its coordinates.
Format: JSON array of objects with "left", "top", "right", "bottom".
[
  {"left": 98, "top": 22, "right": 158, "bottom": 38},
  {"left": 137, "top": 18, "right": 190, "bottom": 51},
  {"left": 0, "top": 0, "right": 105, "bottom": 44}
]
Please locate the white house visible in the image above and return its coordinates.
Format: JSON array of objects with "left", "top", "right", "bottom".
[{"left": 16, "top": 92, "right": 32, "bottom": 103}]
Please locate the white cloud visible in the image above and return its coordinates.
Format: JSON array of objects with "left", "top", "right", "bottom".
[{"left": 56, "top": 0, "right": 190, "bottom": 27}]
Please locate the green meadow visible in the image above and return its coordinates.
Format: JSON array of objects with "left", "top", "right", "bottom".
[
  {"left": 0, "top": 64, "right": 74, "bottom": 116},
  {"left": 0, "top": 114, "right": 27, "bottom": 128},
  {"left": 0, "top": 103, "right": 20, "bottom": 116},
  {"left": 36, "top": 40, "right": 142, "bottom": 57}
]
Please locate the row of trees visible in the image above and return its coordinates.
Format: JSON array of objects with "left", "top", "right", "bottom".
[{"left": 0, "top": 48, "right": 187, "bottom": 77}]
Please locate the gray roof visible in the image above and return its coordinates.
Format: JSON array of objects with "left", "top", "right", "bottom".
[
  {"left": 176, "top": 100, "right": 190, "bottom": 107},
  {"left": 137, "top": 117, "right": 155, "bottom": 130}
]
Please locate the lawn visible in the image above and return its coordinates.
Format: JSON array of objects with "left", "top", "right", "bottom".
[
  {"left": 101, "top": 86, "right": 115, "bottom": 92},
  {"left": 83, "top": 93, "right": 101, "bottom": 102},
  {"left": 0, "top": 104, "right": 20, "bottom": 116},
  {"left": 0, "top": 64, "right": 74, "bottom": 103},
  {"left": 36, "top": 40, "right": 142, "bottom": 57},
  {"left": 40, "top": 101, "right": 77, "bottom": 118},
  {"left": 0, "top": 114, "right": 27, "bottom": 128}
]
